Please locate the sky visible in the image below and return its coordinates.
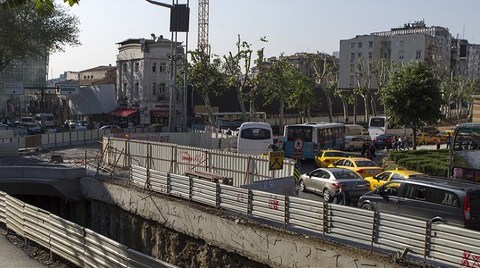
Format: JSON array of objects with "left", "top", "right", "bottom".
[{"left": 49, "top": 0, "right": 480, "bottom": 78}]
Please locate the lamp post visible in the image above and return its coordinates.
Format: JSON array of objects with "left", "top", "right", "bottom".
[{"left": 145, "top": 0, "right": 189, "bottom": 132}]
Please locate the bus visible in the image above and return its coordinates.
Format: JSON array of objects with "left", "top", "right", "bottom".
[
  {"left": 192, "top": 112, "right": 267, "bottom": 130},
  {"left": 449, "top": 123, "right": 480, "bottom": 182},
  {"left": 368, "top": 116, "right": 387, "bottom": 140},
  {"left": 237, "top": 122, "right": 273, "bottom": 155},
  {"left": 283, "top": 122, "right": 345, "bottom": 160}
]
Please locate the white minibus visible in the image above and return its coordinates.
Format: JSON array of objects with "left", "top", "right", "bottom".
[{"left": 237, "top": 122, "right": 273, "bottom": 155}]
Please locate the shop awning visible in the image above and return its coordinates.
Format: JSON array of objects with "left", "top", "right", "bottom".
[{"left": 111, "top": 108, "right": 138, "bottom": 117}]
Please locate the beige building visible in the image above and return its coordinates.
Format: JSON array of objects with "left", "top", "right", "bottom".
[{"left": 116, "top": 36, "right": 185, "bottom": 126}]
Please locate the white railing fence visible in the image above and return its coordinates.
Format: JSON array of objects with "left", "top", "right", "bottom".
[
  {"left": 129, "top": 164, "right": 480, "bottom": 268},
  {"left": 103, "top": 137, "right": 295, "bottom": 187},
  {"left": 0, "top": 192, "right": 176, "bottom": 268}
]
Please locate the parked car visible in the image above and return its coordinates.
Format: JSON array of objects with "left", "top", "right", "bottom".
[
  {"left": 373, "top": 133, "right": 395, "bottom": 149},
  {"left": 74, "top": 124, "right": 88, "bottom": 131},
  {"left": 408, "top": 132, "right": 437, "bottom": 145},
  {"left": 345, "top": 135, "right": 370, "bottom": 151},
  {"left": 22, "top": 122, "right": 45, "bottom": 135},
  {"left": 299, "top": 167, "right": 370, "bottom": 202},
  {"left": 20, "top": 116, "right": 35, "bottom": 124},
  {"left": 329, "top": 157, "right": 384, "bottom": 178},
  {"left": 99, "top": 125, "right": 121, "bottom": 130},
  {"left": 364, "top": 168, "right": 426, "bottom": 190},
  {"left": 358, "top": 177, "right": 480, "bottom": 230},
  {"left": 314, "top": 150, "right": 348, "bottom": 167}
]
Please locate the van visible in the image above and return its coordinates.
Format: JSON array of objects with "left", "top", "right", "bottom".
[
  {"left": 359, "top": 177, "right": 480, "bottom": 230},
  {"left": 237, "top": 122, "right": 273, "bottom": 155},
  {"left": 35, "top": 113, "right": 55, "bottom": 128},
  {"left": 345, "top": 124, "right": 367, "bottom": 136}
]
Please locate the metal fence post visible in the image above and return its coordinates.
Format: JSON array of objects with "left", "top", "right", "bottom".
[
  {"left": 166, "top": 173, "right": 171, "bottom": 195},
  {"left": 370, "top": 211, "right": 377, "bottom": 253},
  {"left": 215, "top": 181, "right": 220, "bottom": 209},
  {"left": 247, "top": 189, "right": 253, "bottom": 217},
  {"left": 189, "top": 177, "right": 193, "bottom": 201},
  {"left": 322, "top": 200, "right": 328, "bottom": 240},
  {"left": 424, "top": 219, "right": 432, "bottom": 264},
  {"left": 284, "top": 195, "right": 288, "bottom": 229}
]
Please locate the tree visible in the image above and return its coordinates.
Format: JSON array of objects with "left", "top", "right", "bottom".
[
  {"left": 383, "top": 62, "right": 443, "bottom": 149},
  {"left": 1, "top": 0, "right": 79, "bottom": 15},
  {"left": 189, "top": 50, "right": 227, "bottom": 127},
  {"left": 223, "top": 35, "right": 267, "bottom": 122},
  {"left": 311, "top": 53, "right": 338, "bottom": 122},
  {"left": 286, "top": 73, "right": 315, "bottom": 122},
  {"left": 370, "top": 58, "right": 393, "bottom": 116},
  {"left": 353, "top": 57, "right": 373, "bottom": 122},
  {"left": 0, "top": 3, "right": 80, "bottom": 72},
  {"left": 262, "top": 58, "right": 309, "bottom": 128}
]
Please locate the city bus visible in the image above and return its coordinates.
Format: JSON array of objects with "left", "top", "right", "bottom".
[
  {"left": 449, "top": 123, "right": 480, "bottom": 182},
  {"left": 283, "top": 122, "right": 345, "bottom": 160},
  {"left": 368, "top": 116, "right": 387, "bottom": 140},
  {"left": 236, "top": 122, "right": 273, "bottom": 155}
]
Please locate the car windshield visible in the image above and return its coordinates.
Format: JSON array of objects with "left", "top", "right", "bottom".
[
  {"left": 356, "top": 160, "right": 377, "bottom": 167},
  {"left": 331, "top": 169, "right": 362, "bottom": 180},
  {"left": 324, "top": 152, "right": 345, "bottom": 157}
]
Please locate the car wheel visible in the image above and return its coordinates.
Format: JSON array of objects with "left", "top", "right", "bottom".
[
  {"left": 361, "top": 203, "right": 373, "bottom": 210},
  {"left": 349, "top": 145, "right": 354, "bottom": 152},
  {"left": 323, "top": 189, "right": 331, "bottom": 202},
  {"left": 299, "top": 180, "right": 306, "bottom": 192}
]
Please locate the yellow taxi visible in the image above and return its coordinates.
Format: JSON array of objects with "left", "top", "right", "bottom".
[
  {"left": 364, "top": 168, "right": 426, "bottom": 190},
  {"left": 437, "top": 129, "right": 454, "bottom": 143},
  {"left": 408, "top": 132, "right": 437, "bottom": 145},
  {"left": 315, "top": 150, "right": 348, "bottom": 168},
  {"left": 329, "top": 157, "right": 383, "bottom": 178}
]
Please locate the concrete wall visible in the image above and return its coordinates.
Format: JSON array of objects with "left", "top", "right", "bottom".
[{"left": 80, "top": 177, "right": 397, "bottom": 268}]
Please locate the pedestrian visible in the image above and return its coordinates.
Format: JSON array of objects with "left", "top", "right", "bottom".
[
  {"left": 403, "top": 136, "right": 410, "bottom": 150},
  {"left": 333, "top": 184, "right": 351, "bottom": 206},
  {"left": 446, "top": 133, "right": 451, "bottom": 149},
  {"left": 397, "top": 136, "right": 403, "bottom": 150},
  {"left": 436, "top": 136, "right": 441, "bottom": 150}
]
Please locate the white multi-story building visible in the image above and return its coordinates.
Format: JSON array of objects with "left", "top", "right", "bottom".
[
  {"left": 116, "top": 36, "right": 185, "bottom": 127},
  {"left": 339, "top": 21, "right": 452, "bottom": 90}
]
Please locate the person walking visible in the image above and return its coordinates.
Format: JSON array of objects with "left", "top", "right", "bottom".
[
  {"left": 436, "top": 136, "right": 442, "bottom": 150},
  {"left": 446, "top": 133, "right": 451, "bottom": 149},
  {"left": 333, "top": 185, "right": 351, "bottom": 206}
]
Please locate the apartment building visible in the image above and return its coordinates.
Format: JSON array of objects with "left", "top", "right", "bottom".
[
  {"left": 339, "top": 21, "right": 452, "bottom": 90},
  {"left": 116, "top": 36, "right": 185, "bottom": 126}
]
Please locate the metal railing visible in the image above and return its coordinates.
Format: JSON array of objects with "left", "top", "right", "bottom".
[
  {"left": 129, "top": 164, "right": 480, "bottom": 268},
  {"left": 0, "top": 192, "right": 176, "bottom": 268},
  {"left": 104, "top": 137, "right": 295, "bottom": 186}
]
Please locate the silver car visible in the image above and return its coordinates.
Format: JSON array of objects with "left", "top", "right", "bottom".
[{"left": 299, "top": 168, "right": 370, "bottom": 202}]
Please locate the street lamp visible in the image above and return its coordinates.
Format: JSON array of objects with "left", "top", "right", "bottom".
[{"left": 145, "top": 0, "right": 189, "bottom": 132}]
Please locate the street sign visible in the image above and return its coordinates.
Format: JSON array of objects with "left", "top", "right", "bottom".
[
  {"left": 59, "top": 81, "right": 80, "bottom": 95},
  {"left": 4, "top": 81, "right": 25, "bottom": 95},
  {"left": 268, "top": 151, "right": 284, "bottom": 170},
  {"left": 293, "top": 138, "right": 304, "bottom": 150}
]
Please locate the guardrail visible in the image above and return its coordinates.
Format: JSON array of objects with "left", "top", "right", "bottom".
[
  {"left": 0, "top": 192, "right": 176, "bottom": 268},
  {"left": 104, "top": 137, "right": 295, "bottom": 187},
  {"left": 129, "top": 164, "right": 480, "bottom": 268}
]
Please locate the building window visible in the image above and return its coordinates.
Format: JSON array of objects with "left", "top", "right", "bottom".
[
  {"left": 349, "top": 75, "right": 354, "bottom": 87},
  {"left": 368, "top": 52, "right": 373, "bottom": 59},
  {"left": 122, "top": 63, "right": 127, "bottom": 73},
  {"left": 416, "top": 50, "right": 422, "bottom": 59},
  {"left": 369, "top": 41, "right": 373, "bottom": 48},
  {"left": 152, "top": 62, "right": 157, "bottom": 73},
  {"left": 159, "top": 64, "right": 166, "bottom": 73},
  {"left": 357, "top": 52, "right": 362, "bottom": 59},
  {"left": 399, "top": 51, "right": 404, "bottom": 60},
  {"left": 135, "top": 62, "right": 139, "bottom": 72},
  {"left": 152, "top": 82, "right": 157, "bottom": 95},
  {"left": 350, "top": 64, "right": 355, "bottom": 72},
  {"left": 350, "top": 53, "right": 355, "bottom": 62},
  {"left": 358, "top": 42, "right": 362, "bottom": 48},
  {"left": 135, "top": 82, "right": 139, "bottom": 95},
  {"left": 122, "top": 82, "right": 127, "bottom": 91},
  {"left": 351, "top": 43, "right": 355, "bottom": 49},
  {"left": 159, "top": 83, "right": 166, "bottom": 95}
]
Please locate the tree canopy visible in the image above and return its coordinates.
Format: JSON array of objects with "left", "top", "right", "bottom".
[
  {"left": 0, "top": 2, "right": 80, "bottom": 72},
  {"left": 1, "top": 0, "right": 79, "bottom": 15},
  {"left": 382, "top": 62, "right": 444, "bottom": 128}
]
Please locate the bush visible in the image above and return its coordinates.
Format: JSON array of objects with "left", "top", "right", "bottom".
[{"left": 390, "top": 149, "right": 450, "bottom": 177}]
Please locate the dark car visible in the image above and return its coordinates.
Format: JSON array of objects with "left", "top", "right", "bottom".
[
  {"left": 358, "top": 177, "right": 480, "bottom": 230},
  {"left": 373, "top": 133, "right": 395, "bottom": 149}
]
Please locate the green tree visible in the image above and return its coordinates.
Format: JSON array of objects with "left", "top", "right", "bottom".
[
  {"left": 383, "top": 62, "right": 443, "bottom": 149},
  {"left": 0, "top": 3, "right": 80, "bottom": 72},
  {"left": 287, "top": 74, "right": 315, "bottom": 122},
  {"left": 223, "top": 35, "right": 267, "bottom": 122},
  {"left": 262, "top": 58, "right": 310, "bottom": 128},
  {"left": 1, "top": 0, "right": 78, "bottom": 15},
  {"left": 189, "top": 50, "right": 227, "bottom": 126},
  {"left": 311, "top": 53, "right": 338, "bottom": 122}
]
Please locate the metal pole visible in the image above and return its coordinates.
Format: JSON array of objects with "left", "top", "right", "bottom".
[
  {"left": 168, "top": 31, "right": 175, "bottom": 132},
  {"left": 183, "top": 0, "right": 189, "bottom": 130}
]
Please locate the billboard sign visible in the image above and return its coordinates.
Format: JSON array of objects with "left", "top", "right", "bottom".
[{"left": 4, "top": 81, "right": 25, "bottom": 95}]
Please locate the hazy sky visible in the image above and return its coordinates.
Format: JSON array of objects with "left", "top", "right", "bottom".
[{"left": 49, "top": 0, "right": 480, "bottom": 78}]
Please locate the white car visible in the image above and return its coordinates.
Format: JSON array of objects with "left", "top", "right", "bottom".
[{"left": 99, "top": 125, "right": 121, "bottom": 130}]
